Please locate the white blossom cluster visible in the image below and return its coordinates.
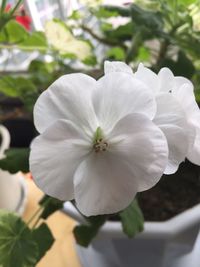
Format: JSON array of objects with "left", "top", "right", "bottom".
[{"left": 30, "top": 61, "right": 200, "bottom": 216}]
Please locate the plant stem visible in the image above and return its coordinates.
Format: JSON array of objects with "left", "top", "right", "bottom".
[
  {"left": 0, "top": 0, "right": 7, "bottom": 14},
  {"left": 26, "top": 205, "right": 43, "bottom": 226},
  {"left": 31, "top": 216, "right": 42, "bottom": 229},
  {"left": 26, "top": 195, "right": 51, "bottom": 229},
  {"left": 10, "top": 0, "right": 23, "bottom": 16},
  {"left": 155, "top": 24, "right": 181, "bottom": 70},
  {"left": 155, "top": 39, "right": 169, "bottom": 70},
  {"left": 125, "top": 30, "right": 142, "bottom": 64},
  {"left": 81, "top": 24, "right": 127, "bottom": 50}
]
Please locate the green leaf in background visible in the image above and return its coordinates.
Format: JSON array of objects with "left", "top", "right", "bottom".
[
  {"left": 68, "top": 10, "right": 82, "bottom": 20},
  {"left": 39, "top": 195, "right": 64, "bottom": 219},
  {"left": 82, "top": 55, "right": 97, "bottom": 66},
  {"left": 20, "top": 31, "right": 48, "bottom": 52},
  {"left": 0, "top": 75, "right": 38, "bottom": 111},
  {"left": 0, "top": 211, "right": 38, "bottom": 267},
  {"left": 0, "top": 148, "right": 30, "bottom": 173},
  {"left": 100, "top": 22, "right": 113, "bottom": 32},
  {"left": 106, "top": 47, "right": 126, "bottom": 60},
  {"left": 73, "top": 215, "right": 106, "bottom": 247},
  {"left": 32, "top": 223, "right": 54, "bottom": 262},
  {"left": 103, "top": 22, "right": 134, "bottom": 42},
  {"left": 3, "top": 20, "right": 29, "bottom": 43},
  {"left": 101, "top": 5, "right": 131, "bottom": 17},
  {"left": 130, "top": 4, "right": 164, "bottom": 34},
  {"left": 160, "top": 50, "right": 195, "bottom": 79},
  {"left": 28, "top": 59, "right": 57, "bottom": 89},
  {"left": 136, "top": 46, "right": 150, "bottom": 61},
  {"left": 169, "top": 0, "right": 197, "bottom": 7},
  {"left": 93, "top": 6, "right": 120, "bottom": 18},
  {"left": 0, "top": 76, "right": 37, "bottom": 98},
  {"left": 119, "top": 199, "right": 144, "bottom": 238}
]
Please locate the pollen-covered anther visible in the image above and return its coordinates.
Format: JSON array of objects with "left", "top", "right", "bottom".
[{"left": 93, "top": 138, "right": 108, "bottom": 153}]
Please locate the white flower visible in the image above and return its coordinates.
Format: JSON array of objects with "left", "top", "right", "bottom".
[
  {"left": 135, "top": 64, "right": 200, "bottom": 167},
  {"left": 105, "top": 61, "right": 199, "bottom": 174},
  {"left": 30, "top": 70, "right": 168, "bottom": 216}
]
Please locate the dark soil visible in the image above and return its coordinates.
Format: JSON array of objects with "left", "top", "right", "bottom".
[{"left": 137, "top": 160, "right": 200, "bottom": 221}]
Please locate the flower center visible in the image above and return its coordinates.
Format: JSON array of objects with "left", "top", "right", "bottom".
[
  {"left": 93, "top": 126, "right": 108, "bottom": 153},
  {"left": 93, "top": 138, "right": 108, "bottom": 153}
]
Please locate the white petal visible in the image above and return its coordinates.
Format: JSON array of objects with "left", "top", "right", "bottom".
[
  {"left": 174, "top": 77, "right": 194, "bottom": 90},
  {"left": 158, "top": 68, "right": 175, "bottom": 93},
  {"left": 172, "top": 84, "right": 199, "bottom": 153},
  {"left": 34, "top": 73, "right": 98, "bottom": 134},
  {"left": 153, "top": 93, "right": 190, "bottom": 174},
  {"left": 74, "top": 152, "right": 137, "bottom": 216},
  {"left": 187, "top": 122, "right": 200, "bottom": 165},
  {"left": 74, "top": 113, "right": 168, "bottom": 216},
  {"left": 134, "top": 63, "right": 159, "bottom": 93},
  {"left": 108, "top": 113, "right": 168, "bottom": 192},
  {"left": 93, "top": 72, "right": 156, "bottom": 134},
  {"left": 30, "top": 119, "right": 90, "bottom": 201},
  {"left": 173, "top": 84, "right": 199, "bottom": 117},
  {"left": 104, "top": 60, "right": 133, "bottom": 75}
]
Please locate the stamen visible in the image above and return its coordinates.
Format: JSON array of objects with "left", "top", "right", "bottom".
[{"left": 93, "top": 139, "right": 108, "bottom": 153}]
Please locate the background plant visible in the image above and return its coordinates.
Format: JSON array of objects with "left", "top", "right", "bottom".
[{"left": 0, "top": 0, "right": 200, "bottom": 266}]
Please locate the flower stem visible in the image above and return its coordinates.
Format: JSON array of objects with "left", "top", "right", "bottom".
[
  {"left": 125, "top": 31, "right": 142, "bottom": 64},
  {"left": 80, "top": 24, "right": 127, "bottom": 50},
  {"left": 26, "top": 205, "right": 43, "bottom": 226},
  {"left": 26, "top": 195, "right": 51, "bottom": 229},
  {"left": 0, "top": 0, "right": 7, "bottom": 14},
  {"left": 10, "top": 0, "right": 23, "bottom": 16}
]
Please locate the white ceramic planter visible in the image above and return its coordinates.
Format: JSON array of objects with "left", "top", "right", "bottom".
[
  {"left": 0, "top": 125, "right": 27, "bottom": 215},
  {"left": 63, "top": 202, "right": 200, "bottom": 267}
]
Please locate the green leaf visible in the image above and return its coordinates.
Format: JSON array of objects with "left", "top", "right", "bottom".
[
  {"left": 20, "top": 32, "right": 48, "bottom": 52},
  {"left": 32, "top": 223, "right": 54, "bottom": 262},
  {"left": 28, "top": 60, "right": 57, "bottom": 87},
  {"left": 0, "top": 76, "right": 37, "bottom": 98},
  {"left": 106, "top": 47, "right": 126, "bottom": 60},
  {"left": 160, "top": 50, "right": 195, "bottom": 79},
  {"left": 100, "top": 22, "right": 113, "bottom": 31},
  {"left": 93, "top": 6, "right": 120, "bottom": 18},
  {"left": 0, "top": 76, "right": 38, "bottom": 111},
  {"left": 73, "top": 215, "right": 106, "bottom": 247},
  {"left": 103, "top": 22, "right": 134, "bottom": 42},
  {"left": 119, "top": 199, "right": 144, "bottom": 238},
  {"left": 39, "top": 195, "right": 64, "bottom": 219},
  {"left": 68, "top": 10, "right": 82, "bottom": 20},
  {"left": 29, "top": 59, "right": 56, "bottom": 74},
  {"left": 0, "top": 211, "right": 38, "bottom": 267},
  {"left": 100, "top": 5, "right": 131, "bottom": 17},
  {"left": 4, "top": 20, "right": 29, "bottom": 43},
  {"left": 82, "top": 55, "right": 97, "bottom": 66},
  {"left": 130, "top": 4, "right": 164, "bottom": 35},
  {"left": 170, "top": 0, "right": 196, "bottom": 7},
  {"left": 136, "top": 46, "right": 150, "bottom": 61},
  {"left": 0, "top": 148, "right": 30, "bottom": 173}
]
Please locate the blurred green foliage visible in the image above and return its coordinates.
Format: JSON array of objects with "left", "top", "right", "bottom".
[
  {"left": 0, "top": 211, "right": 54, "bottom": 267},
  {"left": 0, "top": 0, "right": 200, "bottom": 261},
  {"left": 0, "top": 0, "right": 200, "bottom": 117}
]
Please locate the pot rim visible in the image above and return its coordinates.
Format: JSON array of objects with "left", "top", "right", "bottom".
[{"left": 63, "top": 202, "right": 200, "bottom": 240}]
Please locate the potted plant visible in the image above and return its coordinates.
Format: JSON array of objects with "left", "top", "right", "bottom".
[
  {"left": 26, "top": 58, "right": 200, "bottom": 267},
  {"left": 0, "top": 1, "right": 200, "bottom": 267},
  {"left": 63, "top": 162, "right": 200, "bottom": 267}
]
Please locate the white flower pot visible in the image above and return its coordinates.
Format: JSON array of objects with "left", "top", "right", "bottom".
[
  {"left": 63, "top": 202, "right": 200, "bottom": 267},
  {"left": 0, "top": 125, "right": 27, "bottom": 215}
]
